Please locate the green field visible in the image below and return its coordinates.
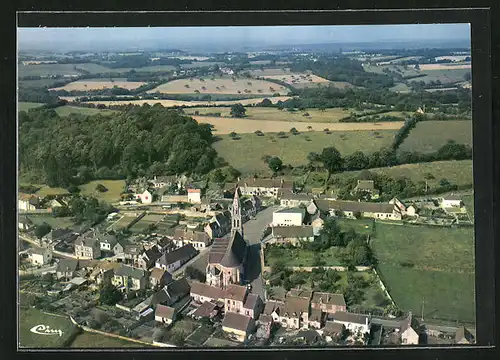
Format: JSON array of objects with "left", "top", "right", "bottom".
[
  {"left": 330, "top": 160, "right": 473, "bottom": 190},
  {"left": 18, "top": 102, "right": 45, "bottom": 111},
  {"left": 372, "top": 223, "right": 475, "bottom": 323},
  {"left": 399, "top": 120, "right": 472, "bottom": 153},
  {"left": 27, "top": 184, "right": 70, "bottom": 197},
  {"left": 19, "top": 64, "right": 83, "bottom": 77},
  {"left": 29, "top": 215, "right": 75, "bottom": 229},
  {"left": 69, "top": 331, "right": 140, "bottom": 348},
  {"left": 19, "top": 308, "right": 78, "bottom": 348},
  {"left": 389, "top": 83, "right": 412, "bottom": 93},
  {"left": 185, "top": 106, "right": 354, "bottom": 123},
  {"left": 19, "top": 78, "right": 62, "bottom": 89},
  {"left": 265, "top": 246, "right": 342, "bottom": 267},
  {"left": 110, "top": 215, "right": 138, "bottom": 231},
  {"left": 55, "top": 106, "right": 117, "bottom": 117},
  {"left": 111, "top": 65, "right": 176, "bottom": 73},
  {"left": 419, "top": 68, "right": 471, "bottom": 84},
  {"left": 78, "top": 180, "right": 126, "bottom": 203},
  {"left": 73, "top": 63, "right": 116, "bottom": 74},
  {"left": 181, "top": 61, "right": 225, "bottom": 69},
  {"left": 213, "top": 130, "right": 396, "bottom": 175},
  {"left": 129, "top": 214, "right": 164, "bottom": 233},
  {"left": 337, "top": 218, "right": 374, "bottom": 235},
  {"left": 461, "top": 194, "right": 475, "bottom": 221}
]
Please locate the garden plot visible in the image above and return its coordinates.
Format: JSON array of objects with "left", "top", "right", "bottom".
[{"left": 128, "top": 214, "right": 165, "bottom": 233}]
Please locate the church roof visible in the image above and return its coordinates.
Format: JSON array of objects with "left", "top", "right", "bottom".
[{"left": 208, "top": 231, "right": 247, "bottom": 268}]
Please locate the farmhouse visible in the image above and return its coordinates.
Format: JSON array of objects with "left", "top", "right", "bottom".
[
  {"left": 269, "top": 226, "right": 314, "bottom": 245},
  {"left": 149, "top": 267, "right": 173, "bottom": 288},
  {"left": 191, "top": 282, "right": 226, "bottom": 304},
  {"left": 330, "top": 311, "right": 371, "bottom": 335},
  {"left": 135, "top": 189, "right": 153, "bottom": 204},
  {"left": 28, "top": 247, "right": 52, "bottom": 266},
  {"left": 155, "top": 244, "right": 198, "bottom": 272},
  {"left": 313, "top": 199, "right": 402, "bottom": 221},
  {"left": 440, "top": 194, "right": 463, "bottom": 208},
  {"left": 155, "top": 304, "right": 176, "bottom": 325},
  {"left": 187, "top": 188, "right": 202, "bottom": 204},
  {"left": 280, "top": 192, "right": 313, "bottom": 208},
  {"left": 75, "top": 231, "right": 102, "bottom": 259},
  {"left": 225, "top": 177, "right": 293, "bottom": 198},
  {"left": 18, "top": 215, "right": 34, "bottom": 231},
  {"left": 18, "top": 194, "right": 41, "bottom": 212},
  {"left": 310, "top": 292, "right": 347, "bottom": 314},
  {"left": 399, "top": 312, "right": 420, "bottom": 345},
  {"left": 272, "top": 207, "right": 306, "bottom": 227},
  {"left": 222, "top": 312, "right": 255, "bottom": 342},
  {"left": 172, "top": 228, "right": 212, "bottom": 249}
]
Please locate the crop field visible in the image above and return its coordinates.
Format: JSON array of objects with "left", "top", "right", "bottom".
[
  {"left": 18, "top": 102, "right": 44, "bottom": 111},
  {"left": 372, "top": 223, "right": 475, "bottom": 323},
  {"left": 54, "top": 106, "right": 117, "bottom": 117},
  {"left": 197, "top": 116, "right": 403, "bottom": 134},
  {"left": 83, "top": 96, "right": 293, "bottom": 108},
  {"left": 399, "top": 120, "right": 472, "bottom": 153},
  {"left": 19, "top": 308, "right": 78, "bottom": 348},
  {"left": 111, "top": 65, "right": 177, "bottom": 73},
  {"left": 419, "top": 63, "right": 471, "bottom": 71},
  {"left": 148, "top": 77, "right": 283, "bottom": 95},
  {"left": 185, "top": 106, "right": 353, "bottom": 123},
  {"left": 213, "top": 130, "right": 397, "bottom": 175},
  {"left": 50, "top": 79, "right": 146, "bottom": 91},
  {"left": 418, "top": 69, "right": 471, "bottom": 84},
  {"left": 78, "top": 180, "right": 126, "bottom": 203},
  {"left": 69, "top": 331, "right": 139, "bottom": 348},
  {"left": 330, "top": 160, "right": 473, "bottom": 190}
]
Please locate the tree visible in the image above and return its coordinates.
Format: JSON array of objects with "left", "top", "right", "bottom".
[
  {"left": 268, "top": 157, "right": 283, "bottom": 174},
  {"left": 258, "top": 98, "right": 273, "bottom": 107},
  {"left": 95, "top": 183, "right": 108, "bottom": 192},
  {"left": 35, "top": 223, "right": 51, "bottom": 239},
  {"left": 290, "top": 127, "right": 299, "bottom": 135},
  {"left": 318, "top": 217, "right": 343, "bottom": 248},
  {"left": 321, "top": 146, "right": 343, "bottom": 175},
  {"left": 230, "top": 103, "right": 246, "bottom": 118},
  {"left": 229, "top": 132, "right": 239, "bottom": 140},
  {"left": 254, "top": 130, "right": 264, "bottom": 136},
  {"left": 99, "top": 284, "right": 123, "bottom": 306}
]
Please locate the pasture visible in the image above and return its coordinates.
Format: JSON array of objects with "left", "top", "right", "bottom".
[
  {"left": 49, "top": 79, "right": 146, "bottom": 91},
  {"left": 181, "top": 61, "right": 225, "bottom": 69},
  {"left": 19, "top": 63, "right": 82, "bottom": 77},
  {"left": 264, "top": 246, "right": 342, "bottom": 267},
  {"left": 330, "top": 160, "right": 473, "bottom": 189},
  {"left": 78, "top": 180, "right": 126, "bottom": 204},
  {"left": 259, "top": 73, "right": 331, "bottom": 89},
  {"left": 212, "top": 129, "right": 397, "bottom": 175},
  {"left": 197, "top": 116, "right": 403, "bottom": 134},
  {"left": 111, "top": 65, "right": 176, "bottom": 73},
  {"left": 69, "top": 331, "right": 139, "bottom": 348},
  {"left": 55, "top": 106, "right": 117, "bottom": 117},
  {"left": 19, "top": 102, "right": 44, "bottom": 111},
  {"left": 185, "top": 106, "right": 353, "bottom": 123},
  {"left": 372, "top": 222, "right": 475, "bottom": 323},
  {"left": 83, "top": 96, "right": 293, "bottom": 108},
  {"left": 129, "top": 214, "right": 165, "bottom": 233},
  {"left": 248, "top": 68, "right": 290, "bottom": 76},
  {"left": 418, "top": 69, "right": 471, "bottom": 84},
  {"left": 19, "top": 78, "right": 62, "bottom": 89},
  {"left": 148, "top": 77, "right": 284, "bottom": 95},
  {"left": 27, "top": 184, "right": 70, "bottom": 197},
  {"left": 399, "top": 120, "right": 472, "bottom": 153},
  {"left": 19, "top": 308, "right": 78, "bottom": 348},
  {"left": 389, "top": 83, "right": 412, "bottom": 93}
]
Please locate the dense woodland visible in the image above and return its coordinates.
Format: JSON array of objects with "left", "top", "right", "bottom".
[{"left": 19, "top": 105, "right": 220, "bottom": 187}]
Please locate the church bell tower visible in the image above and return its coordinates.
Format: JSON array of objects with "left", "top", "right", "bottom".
[{"left": 231, "top": 186, "right": 243, "bottom": 237}]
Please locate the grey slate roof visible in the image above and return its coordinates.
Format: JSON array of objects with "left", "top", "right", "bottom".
[
  {"left": 56, "top": 259, "right": 78, "bottom": 274},
  {"left": 311, "top": 292, "right": 346, "bottom": 307},
  {"left": 156, "top": 244, "right": 198, "bottom": 266},
  {"left": 243, "top": 293, "right": 260, "bottom": 311},
  {"left": 208, "top": 231, "right": 247, "bottom": 268},
  {"left": 222, "top": 312, "right": 254, "bottom": 333},
  {"left": 115, "top": 264, "right": 148, "bottom": 279}
]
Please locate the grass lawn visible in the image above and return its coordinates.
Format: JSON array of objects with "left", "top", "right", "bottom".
[
  {"left": 19, "top": 308, "right": 78, "bottom": 348},
  {"left": 264, "top": 246, "right": 343, "bottom": 267},
  {"left": 18, "top": 102, "right": 44, "bottom": 111},
  {"left": 337, "top": 218, "right": 375, "bottom": 236},
  {"left": 185, "top": 325, "right": 214, "bottom": 346},
  {"left": 399, "top": 120, "right": 472, "bottom": 153},
  {"left": 185, "top": 106, "right": 354, "bottom": 123},
  {"left": 29, "top": 215, "right": 75, "bottom": 229},
  {"left": 55, "top": 106, "right": 117, "bottom": 117},
  {"left": 19, "top": 78, "right": 61, "bottom": 89},
  {"left": 372, "top": 222, "right": 475, "bottom": 323},
  {"left": 330, "top": 160, "right": 473, "bottom": 190},
  {"left": 69, "top": 331, "right": 140, "bottom": 348},
  {"left": 27, "top": 184, "right": 70, "bottom": 197},
  {"left": 389, "top": 83, "right": 412, "bottom": 93},
  {"left": 110, "top": 215, "right": 138, "bottom": 231},
  {"left": 213, "top": 130, "right": 396, "bottom": 175},
  {"left": 78, "top": 180, "right": 126, "bottom": 203}
]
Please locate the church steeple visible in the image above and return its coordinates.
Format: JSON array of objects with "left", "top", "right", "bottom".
[{"left": 231, "top": 186, "right": 242, "bottom": 237}]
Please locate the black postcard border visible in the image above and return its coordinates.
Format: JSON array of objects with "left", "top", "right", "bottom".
[{"left": 1, "top": 5, "right": 497, "bottom": 360}]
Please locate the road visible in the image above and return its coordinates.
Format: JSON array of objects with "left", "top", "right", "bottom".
[{"left": 243, "top": 205, "right": 279, "bottom": 301}]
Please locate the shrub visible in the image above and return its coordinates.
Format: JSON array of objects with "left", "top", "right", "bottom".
[{"left": 95, "top": 183, "right": 108, "bottom": 192}]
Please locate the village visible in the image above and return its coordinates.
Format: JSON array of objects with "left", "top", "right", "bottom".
[{"left": 18, "top": 174, "right": 475, "bottom": 347}]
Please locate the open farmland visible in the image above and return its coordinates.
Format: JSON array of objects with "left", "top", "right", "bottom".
[
  {"left": 110, "top": 65, "right": 176, "bottom": 73},
  {"left": 399, "top": 120, "right": 472, "bottom": 153},
  {"left": 148, "top": 77, "right": 284, "bottom": 95},
  {"left": 19, "top": 308, "right": 78, "bottom": 348},
  {"left": 259, "top": 73, "right": 331, "bottom": 89},
  {"left": 185, "top": 106, "right": 353, "bottom": 123},
  {"left": 418, "top": 68, "right": 471, "bottom": 84},
  {"left": 55, "top": 106, "right": 117, "bottom": 117},
  {"left": 195, "top": 116, "right": 403, "bottom": 134},
  {"left": 181, "top": 61, "right": 225, "bottom": 69},
  {"left": 19, "top": 102, "right": 44, "bottom": 111},
  {"left": 419, "top": 63, "right": 471, "bottom": 71},
  {"left": 78, "top": 180, "right": 126, "bottom": 203},
  {"left": 372, "top": 223, "right": 475, "bottom": 323},
  {"left": 330, "top": 160, "right": 473, "bottom": 189},
  {"left": 19, "top": 63, "right": 83, "bottom": 77},
  {"left": 49, "top": 79, "right": 146, "bottom": 91},
  {"left": 213, "top": 130, "right": 397, "bottom": 174},
  {"left": 81, "top": 96, "right": 292, "bottom": 108}
]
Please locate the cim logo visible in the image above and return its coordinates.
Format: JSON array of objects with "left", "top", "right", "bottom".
[{"left": 29, "top": 324, "right": 63, "bottom": 337}]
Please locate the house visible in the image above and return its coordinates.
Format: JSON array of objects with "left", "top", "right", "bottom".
[
  {"left": 406, "top": 205, "right": 420, "bottom": 217},
  {"left": 135, "top": 189, "right": 153, "bottom": 204},
  {"left": 225, "top": 177, "right": 293, "bottom": 198},
  {"left": 138, "top": 246, "right": 162, "bottom": 270},
  {"left": 19, "top": 194, "right": 41, "bottom": 211},
  {"left": 50, "top": 198, "right": 67, "bottom": 209},
  {"left": 113, "top": 241, "right": 126, "bottom": 256},
  {"left": 123, "top": 244, "right": 144, "bottom": 266},
  {"left": 150, "top": 175, "right": 179, "bottom": 189},
  {"left": 389, "top": 197, "right": 408, "bottom": 214},
  {"left": 75, "top": 231, "right": 102, "bottom": 259},
  {"left": 155, "top": 244, "right": 198, "bottom": 272},
  {"left": 187, "top": 189, "right": 202, "bottom": 203},
  {"left": 28, "top": 247, "right": 52, "bottom": 266},
  {"left": 330, "top": 311, "right": 371, "bottom": 335},
  {"left": 307, "top": 309, "right": 324, "bottom": 329},
  {"left": 455, "top": 326, "right": 474, "bottom": 344},
  {"left": 242, "top": 293, "right": 264, "bottom": 320},
  {"left": 279, "top": 295, "right": 310, "bottom": 329},
  {"left": 190, "top": 282, "right": 226, "bottom": 304},
  {"left": 241, "top": 197, "right": 260, "bottom": 221},
  {"left": 222, "top": 312, "right": 255, "bottom": 342},
  {"left": 351, "top": 180, "right": 380, "bottom": 199},
  {"left": 314, "top": 199, "right": 402, "bottom": 221},
  {"left": 90, "top": 265, "right": 115, "bottom": 286},
  {"left": 263, "top": 300, "right": 285, "bottom": 323},
  {"left": 99, "top": 234, "right": 118, "bottom": 252},
  {"left": 204, "top": 211, "right": 231, "bottom": 240},
  {"left": 42, "top": 228, "right": 74, "bottom": 245},
  {"left": 18, "top": 215, "right": 34, "bottom": 231},
  {"left": 155, "top": 304, "right": 176, "bottom": 325},
  {"left": 399, "top": 312, "right": 420, "bottom": 345},
  {"left": 172, "top": 228, "right": 212, "bottom": 249},
  {"left": 161, "top": 277, "right": 191, "bottom": 305},
  {"left": 112, "top": 264, "right": 149, "bottom": 291},
  {"left": 192, "top": 301, "right": 220, "bottom": 320},
  {"left": 323, "top": 321, "right": 345, "bottom": 338},
  {"left": 149, "top": 268, "right": 173, "bottom": 288},
  {"left": 224, "top": 284, "right": 248, "bottom": 314},
  {"left": 310, "top": 212, "right": 325, "bottom": 236},
  {"left": 272, "top": 207, "right": 306, "bottom": 227},
  {"left": 156, "top": 237, "right": 176, "bottom": 253},
  {"left": 56, "top": 259, "right": 79, "bottom": 280},
  {"left": 280, "top": 192, "right": 312, "bottom": 208},
  {"left": 310, "top": 292, "right": 347, "bottom": 314},
  {"left": 269, "top": 226, "right": 314, "bottom": 246},
  {"left": 440, "top": 194, "right": 462, "bottom": 208}
]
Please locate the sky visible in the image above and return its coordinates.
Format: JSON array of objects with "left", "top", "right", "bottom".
[{"left": 18, "top": 24, "right": 471, "bottom": 52}]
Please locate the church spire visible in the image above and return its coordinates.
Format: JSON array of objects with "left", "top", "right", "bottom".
[{"left": 231, "top": 186, "right": 242, "bottom": 237}]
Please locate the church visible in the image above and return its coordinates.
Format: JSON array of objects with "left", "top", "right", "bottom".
[{"left": 206, "top": 187, "right": 248, "bottom": 288}]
